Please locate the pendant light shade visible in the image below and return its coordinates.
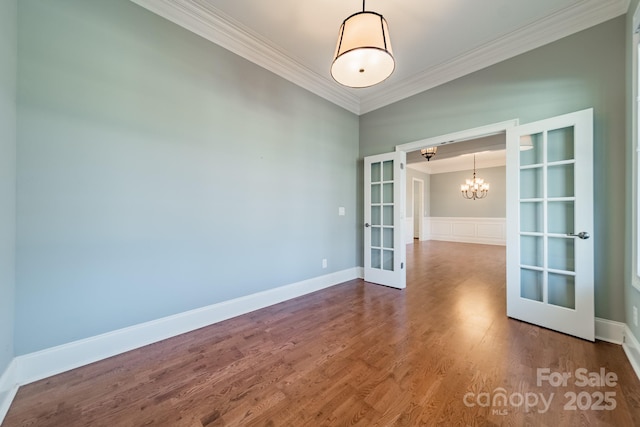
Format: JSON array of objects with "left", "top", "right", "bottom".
[
  {"left": 331, "top": 5, "right": 395, "bottom": 88},
  {"left": 520, "top": 134, "right": 534, "bottom": 151}
]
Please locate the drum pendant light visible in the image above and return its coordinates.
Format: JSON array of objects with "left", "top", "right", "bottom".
[{"left": 331, "top": 0, "right": 395, "bottom": 88}]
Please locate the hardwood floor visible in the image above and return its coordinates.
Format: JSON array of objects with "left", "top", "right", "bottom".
[{"left": 4, "top": 241, "right": 640, "bottom": 426}]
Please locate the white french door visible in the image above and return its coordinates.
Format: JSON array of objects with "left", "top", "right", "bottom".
[
  {"left": 364, "top": 151, "right": 406, "bottom": 289},
  {"left": 506, "top": 108, "right": 594, "bottom": 341}
]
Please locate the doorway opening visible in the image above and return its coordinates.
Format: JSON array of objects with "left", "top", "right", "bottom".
[
  {"left": 383, "top": 110, "right": 595, "bottom": 341},
  {"left": 399, "top": 120, "right": 516, "bottom": 251}
]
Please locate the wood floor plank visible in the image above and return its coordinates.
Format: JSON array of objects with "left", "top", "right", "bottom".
[{"left": 3, "top": 241, "right": 640, "bottom": 426}]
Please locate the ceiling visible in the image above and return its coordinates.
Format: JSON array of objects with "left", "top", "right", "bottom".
[
  {"left": 407, "top": 134, "right": 506, "bottom": 175},
  {"left": 130, "top": 0, "right": 628, "bottom": 114}
]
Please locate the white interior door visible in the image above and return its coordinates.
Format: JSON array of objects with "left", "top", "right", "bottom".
[
  {"left": 506, "top": 108, "right": 594, "bottom": 341},
  {"left": 364, "top": 151, "right": 406, "bottom": 289}
]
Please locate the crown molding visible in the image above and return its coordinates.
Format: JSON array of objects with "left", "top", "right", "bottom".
[
  {"left": 131, "top": 0, "right": 628, "bottom": 116},
  {"left": 359, "top": 0, "right": 630, "bottom": 114},
  {"left": 129, "top": 0, "right": 361, "bottom": 114}
]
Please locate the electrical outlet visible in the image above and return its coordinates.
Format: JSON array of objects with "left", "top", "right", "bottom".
[
  {"left": 322, "top": 259, "right": 328, "bottom": 269},
  {"left": 634, "top": 306, "right": 638, "bottom": 327}
]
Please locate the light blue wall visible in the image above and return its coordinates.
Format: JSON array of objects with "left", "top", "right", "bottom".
[
  {"left": 9, "top": 0, "right": 633, "bottom": 356},
  {"left": 626, "top": 0, "right": 640, "bottom": 343},
  {"left": 430, "top": 166, "right": 506, "bottom": 218},
  {"left": 15, "top": 0, "right": 359, "bottom": 354},
  {"left": 360, "top": 17, "right": 626, "bottom": 322},
  {"left": 0, "top": 0, "right": 17, "bottom": 375}
]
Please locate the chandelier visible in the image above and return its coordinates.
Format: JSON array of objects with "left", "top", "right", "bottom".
[
  {"left": 461, "top": 155, "right": 489, "bottom": 200},
  {"left": 420, "top": 147, "right": 437, "bottom": 161},
  {"left": 331, "top": 0, "right": 395, "bottom": 88}
]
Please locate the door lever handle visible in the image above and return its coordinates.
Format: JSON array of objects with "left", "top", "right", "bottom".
[
  {"left": 365, "top": 223, "right": 371, "bottom": 228},
  {"left": 567, "top": 231, "right": 590, "bottom": 240}
]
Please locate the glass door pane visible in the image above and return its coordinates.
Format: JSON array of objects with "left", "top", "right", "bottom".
[
  {"left": 370, "top": 161, "right": 385, "bottom": 271},
  {"left": 518, "top": 126, "right": 577, "bottom": 309}
]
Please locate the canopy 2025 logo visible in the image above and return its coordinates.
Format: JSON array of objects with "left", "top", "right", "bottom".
[{"left": 463, "top": 367, "right": 617, "bottom": 415}]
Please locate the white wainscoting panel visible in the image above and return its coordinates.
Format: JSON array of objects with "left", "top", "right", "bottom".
[
  {"left": 419, "top": 216, "right": 430, "bottom": 241},
  {"left": 452, "top": 222, "right": 475, "bottom": 237},
  {"left": 405, "top": 217, "right": 414, "bottom": 244},
  {"left": 405, "top": 217, "right": 431, "bottom": 243},
  {"left": 427, "top": 217, "right": 506, "bottom": 245}
]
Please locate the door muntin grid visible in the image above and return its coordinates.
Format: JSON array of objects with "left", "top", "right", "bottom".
[
  {"left": 519, "top": 127, "right": 576, "bottom": 310},
  {"left": 370, "top": 160, "right": 395, "bottom": 271}
]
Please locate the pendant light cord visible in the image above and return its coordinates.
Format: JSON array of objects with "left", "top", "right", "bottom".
[{"left": 363, "top": 0, "right": 366, "bottom": 12}]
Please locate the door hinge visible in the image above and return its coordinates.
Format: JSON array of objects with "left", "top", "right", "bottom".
[
  {"left": 401, "top": 262, "right": 404, "bottom": 269},
  {"left": 400, "top": 163, "right": 404, "bottom": 170}
]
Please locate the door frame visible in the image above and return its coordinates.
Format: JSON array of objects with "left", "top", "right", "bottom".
[
  {"left": 395, "top": 120, "right": 519, "bottom": 155},
  {"left": 412, "top": 178, "right": 424, "bottom": 240},
  {"left": 394, "top": 119, "right": 520, "bottom": 284},
  {"left": 391, "top": 115, "right": 595, "bottom": 339}
]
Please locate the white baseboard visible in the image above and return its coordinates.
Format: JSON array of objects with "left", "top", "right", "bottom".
[
  {"left": 623, "top": 325, "right": 640, "bottom": 382},
  {"left": 13, "top": 267, "right": 360, "bottom": 388},
  {"left": 595, "top": 317, "right": 625, "bottom": 344},
  {"left": 0, "top": 358, "right": 18, "bottom": 424}
]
